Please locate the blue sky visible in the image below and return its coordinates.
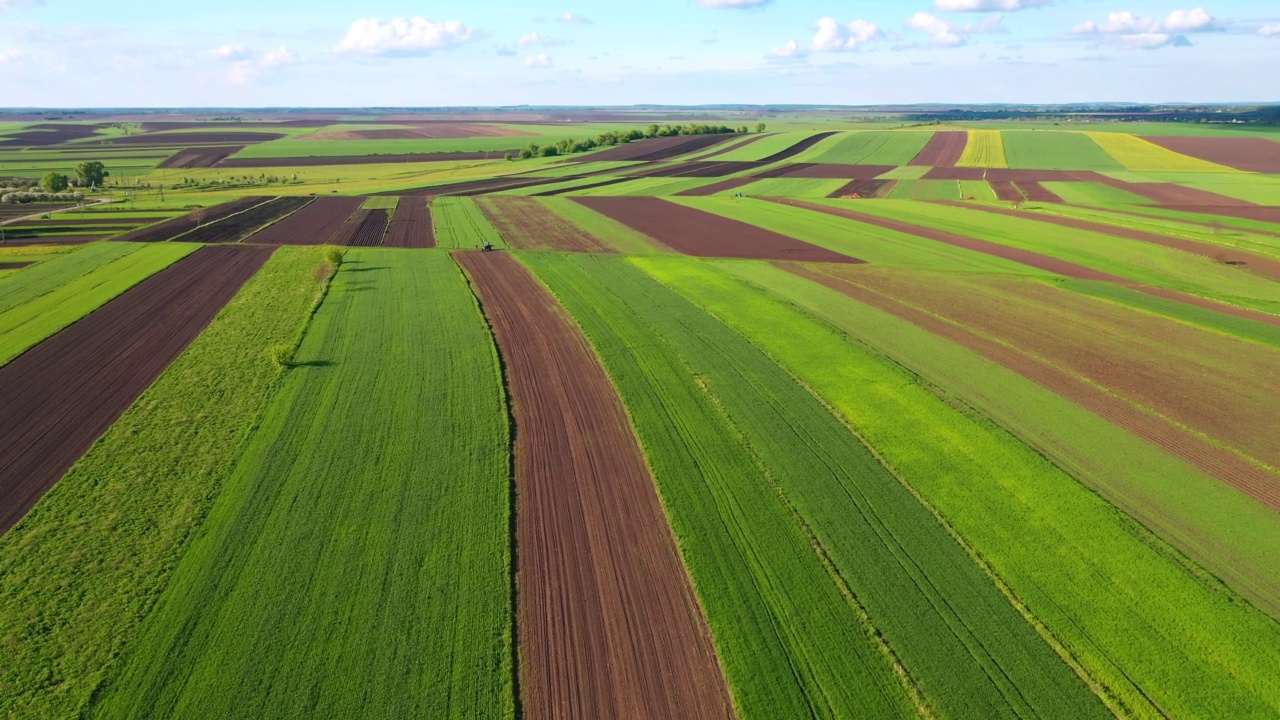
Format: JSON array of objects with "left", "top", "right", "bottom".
[{"left": 0, "top": 0, "right": 1276, "bottom": 106}]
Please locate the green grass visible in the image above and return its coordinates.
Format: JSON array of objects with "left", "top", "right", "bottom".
[
  {"left": 625, "top": 255, "right": 1109, "bottom": 719},
  {"left": 672, "top": 197, "right": 1044, "bottom": 273},
  {"left": 879, "top": 165, "right": 930, "bottom": 180},
  {"left": 536, "top": 197, "right": 670, "bottom": 254},
  {"left": 1141, "top": 172, "right": 1280, "bottom": 205},
  {"left": 90, "top": 249, "right": 513, "bottom": 720},
  {"left": 959, "top": 180, "right": 997, "bottom": 200},
  {"left": 711, "top": 132, "right": 819, "bottom": 161},
  {"left": 731, "top": 177, "right": 848, "bottom": 197},
  {"left": 0, "top": 247, "right": 330, "bottom": 718},
  {"left": 1002, "top": 131, "right": 1124, "bottom": 171},
  {"left": 806, "top": 131, "right": 931, "bottom": 165},
  {"left": 432, "top": 197, "right": 506, "bottom": 249},
  {"left": 0, "top": 243, "right": 196, "bottom": 366},
  {"left": 1039, "top": 181, "right": 1152, "bottom": 204},
  {"left": 886, "top": 180, "right": 962, "bottom": 200},
  {"left": 0, "top": 242, "right": 139, "bottom": 316},
  {"left": 826, "top": 199, "right": 1280, "bottom": 314},
  {"left": 1016, "top": 204, "right": 1280, "bottom": 258},
  {"left": 359, "top": 196, "right": 399, "bottom": 210},
  {"left": 522, "top": 252, "right": 915, "bottom": 720},
  {"left": 705, "top": 259, "right": 1280, "bottom": 717}
]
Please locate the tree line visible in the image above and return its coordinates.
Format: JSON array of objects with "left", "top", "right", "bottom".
[{"left": 510, "top": 122, "right": 767, "bottom": 160}]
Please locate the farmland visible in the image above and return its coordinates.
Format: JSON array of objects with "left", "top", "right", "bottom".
[{"left": 3, "top": 108, "right": 1280, "bottom": 720}]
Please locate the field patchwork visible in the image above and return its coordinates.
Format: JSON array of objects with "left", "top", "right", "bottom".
[{"left": 957, "top": 130, "right": 1007, "bottom": 168}]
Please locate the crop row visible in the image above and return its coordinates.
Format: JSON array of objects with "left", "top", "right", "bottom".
[
  {"left": 702, "top": 259, "right": 1280, "bottom": 716},
  {"left": 956, "top": 130, "right": 1007, "bottom": 168},
  {"left": 1087, "top": 132, "right": 1238, "bottom": 173},
  {"left": 806, "top": 131, "right": 932, "bottom": 165},
  {"left": 432, "top": 196, "right": 506, "bottom": 249}
]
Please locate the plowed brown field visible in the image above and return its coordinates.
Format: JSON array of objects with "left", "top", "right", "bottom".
[
  {"left": 456, "top": 251, "right": 735, "bottom": 720},
  {"left": 755, "top": 132, "right": 838, "bottom": 163},
  {"left": 765, "top": 163, "right": 895, "bottom": 179},
  {"left": 384, "top": 198, "right": 434, "bottom": 248},
  {"left": 245, "top": 196, "right": 363, "bottom": 244},
  {"left": 577, "top": 197, "right": 860, "bottom": 262},
  {"left": 1016, "top": 181, "right": 1063, "bottom": 203},
  {"left": 113, "top": 197, "right": 270, "bottom": 243},
  {"left": 0, "top": 245, "right": 273, "bottom": 534},
  {"left": 675, "top": 177, "right": 756, "bottom": 197},
  {"left": 829, "top": 178, "right": 896, "bottom": 198},
  {"left": 158, "top": 146, "right": 245, "bottom": 169},
  {"left": 789, "top": 264, "right": 1280, "bottom": 512},
  {"left": 1142, "top": 136, "right": 1280, "bottom": 173},
  {"left": 475, "top": 197, "right": 614, "bottom": 252},
  {"left": 909, "top": 131, "right": 968, "bottom": 167},
  {"left": 584, "top": 135, "right": 738, "bottom": 162}
]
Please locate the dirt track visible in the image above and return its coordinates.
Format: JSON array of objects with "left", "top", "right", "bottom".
[
  {"left": 244, "top": 196, "right": 363, "bottom": 244},
  {"left": 1142, "top": 136, "right": 1280, "bottom": 173},
  {"left": 456, "top": 251, "right": 736, "bottom": 720},
  {"left": 476, "top": 198, "right": 614, "bottom": 252},
  {"left": 384, "top": 199, "right": 434, "bottom": 248},
  {"left": 577, "top": 197, "right": 860, "bottom": 262},
  {"left": 908, "top": 131, "right": 967, "bottom": 167},
  {"left": 789, "top": 264, "right": 1280, "bottom": 512},
  {"left": 0, "top": 245, "right": 273, "bottom": 534}
]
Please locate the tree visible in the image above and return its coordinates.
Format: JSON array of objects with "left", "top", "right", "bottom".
[
  {"left": 756, "top": 123, "right": 767, "bottom": 133},
  {"left": 75, "top": 161, "right": 109, "bottom": 189},
  {"left": 41, "top": 172, "right": 69, "bottom": 193}
]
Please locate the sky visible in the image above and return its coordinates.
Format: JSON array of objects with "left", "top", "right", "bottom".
[{"left": 0, "top": 0, "right": 1277, "bottom": 107}]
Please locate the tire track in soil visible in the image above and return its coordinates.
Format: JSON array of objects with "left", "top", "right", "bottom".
[
  {"left": 784, "top": 263, "right": 1280, "bottom": 513},
  {"left": 384, "top": 198, "right": 435, "bottom": 248},
  {"left": 456, "top": 251, "right": 737, "bottom": 720},
  {"left": 0, "top": 245, "right": 275, "bottom": 534}
]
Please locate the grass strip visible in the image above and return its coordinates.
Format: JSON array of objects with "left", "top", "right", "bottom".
[{"left": 432, "top": 196, "right": 507, "bottom": 249}]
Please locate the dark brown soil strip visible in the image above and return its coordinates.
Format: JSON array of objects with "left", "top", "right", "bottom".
[
  {"left": 577, "top": 196, "right": 861, "bottom": 263},
  {"left": 1103, "top": 207, "right": 1280, "bottom": 239},
  {"left": 178, "top": 197, "right": 313, "bottom": 244},
  {"left": 1086, "top": 176, "right": 1255, "bottom": 207},
  {"left": 384, "top": 198, "right": 435, "bottom": 248},
  {"left": 694, "top": 133, "right": 771, "bottom": 160},
  {"left": 0, "top": 245, "right": 274, "bottom": 534},
  {"left": 475, "top": 197, "right": 613, "bottom": 252},
  {"left": 1162, "top": 206, "right": 1280, "bottom": 224},
  {"left": 456, "top": 251, "right": 736, "bottom": 720},
  {"left": 829, "top": 179, "right": 895, "bottom": 199},
  {"left": 785, "top": 263, "right": 1280, "bottom": 512},
  {"left": 925, "top": 167, "right": 987, "bottom": 181},
  {"left": 15, "top": 216, "right": 169, "bottom": 227},
  {"left": 1015, "top": 181, "right": 1063, "bottom": 203},
  {"left": 243, "top": 196, "right": 364, "bottom": 245},
  {"left": 96, "top": 131, "right": 285, "bottom": 146},
  {"left": 0, "top": 262, "right": 33, "bottom": 270},
  {"left": 635, "top": 162, "right": 765, "bottom": 178},
  {"left": 774, "top": 198, "right": 1117, "bottom": 280},
  {"left": 112, "top": 197, "right": 271, "bottom": 243},
  {"left": 908, "top": 131, "right": 968, "bottom": 167},
  {"left": 946, "top": 202, "right": 1280, "bottom": 281},
  {"left": 391, "top": 174, "right": 586, "bottom": 198},
  {"left": 159, "top": 146, "right": 245, "bottom": 169},
  {"left": 218, "top": 151, "right": 516, "bottom": 167},
  {"left": 0, "top": 124, "right": 108, "bottom": 146},
  {"left": 990, "top": 181, "right": 1026, "bottom": 203},
  {"left": 580, "top": 135, "right": 740, "bottom": 163},
  {"left": 0, "top": 236, "right": 104, "bottom": 247},
  {"left": 344, "top": 209, "right": 389, "bottom": 247},
  {"left": 533, "top": 177, "right": 636, "bottom": 196},
  {"left": 328, "top": 209, "right": 369, "bottom": 246},
  {"left": 755, "top": 132, "right": 839, "bottom": 163},
  {"left": 1142, "top": 136, "right": 1280, "bottom": 174},
  {"left": 675, "top": 177, "right": 756, "bottom": 197}
]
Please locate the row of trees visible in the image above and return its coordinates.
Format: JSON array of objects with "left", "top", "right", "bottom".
[
  {"left": 510, "top": 122, "right": 768, "bottom": 160},
  {"left": 39, "top": 161, "right": 110, "bottom": 194},
  {"left": 2, "top": 191, "right": 86, "bottom": 204}
]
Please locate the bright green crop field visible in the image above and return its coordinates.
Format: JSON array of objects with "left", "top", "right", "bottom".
[{"left": 4, "top": 112, "right": 1280, "bottom": 720}]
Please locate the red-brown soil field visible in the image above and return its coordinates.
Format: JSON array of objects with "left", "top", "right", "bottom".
[
  {"left": 303, "top": 123, "right": 530, "bottom": 141},
  {"left": 456, "top": 251, "right": 736, "bottom": 720},
  {"left": 158, "top": 146, "right": 246, "bottom": 169},
  {"left": 765, "top": 163, "right": 896, "bottom": 179},
  {"left": 695, "top": 133, "right": 771, "bottom": 160},
  {"left": 777, "top": 198, "right": 1115, "bottom": 279},
  {"left": 755, "top": 132, "right": 839, "bottom": 163},
  {"left": 583, "top": 135, "right": 738, "bottom": 163},
  {"left": 829, "top": 178, "right": 896, "bottom": 198},
  {"left": 0, "top": 245, "right": 274, "bottom": 534},
  {"left": 788, "top": 264, "right": 1280, "bottom": 512},
  {"left": 98, "top": 131, "right": 286, "bottom": 146},
  {"left": 990, "top": 181, "right": 1026, "bottom": 202},
  {"left": 244, "top": 196, "right": 363, "bottom": 244},
  {"left": 1164, "top": 206, "right": 1280, "bottom": 224},
  {"left": 676, "top": 177, "right": 757, "bottom": 196},
  {"left": 476, "top": 197, "right": 614, "bottom": 252},
  {"left": 0, "top": 124, "right": 108, "bottom": 146},
  {"left": 384, "top": 198, "right": 434, "bottom": 248},
  {"left": 344, "top": 209, "right": 390, "bottom": 247},
  {"left": 1087, "top": 177, "right": 1254, "bottom": 207},
  {"left": 908, "top": 131, "right": 968, "bottom": 167},
  {"left": 219, "top": 151, "right": 517, "bottom": 168},
  {"left": 1142, "top": 136, "right": 1280, "bottom": 173},
  {"left": 112, "top": 197, "right": 270, "bottom": 243},
  {"left": 179, "top": 197, "right": 313, "bottom": 244},
  {"left": 328, "top": 209, "right": 369, "bottom": 246},
  {"left": 636, "top": 161, "right": 765, "bottom": 178},
  {"left": 534, "top": 177, "right": 636, "bottom": 196},
  {"left": 1015, "top": 181, "right": 1064, "bottom": 203},
  {"left": 952, "top": 203, "right": 1280, "bottom": 281},
  {"left": 577, "top": 197, "right": 861, "bottom": 263}
]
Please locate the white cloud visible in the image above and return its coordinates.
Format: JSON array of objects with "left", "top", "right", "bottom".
[
  {"left": 933, "top": 0, "right": 1050, "bottom": 11},
  {"left": 1071, "top": 8, "right": 1215, "bottom": 49},
  {"left": 336, "top": 17, "right": 476, "bottom": 57},
  {"left": 0, "top": 0, "right": 43, "bottom": 11},
  {"left": 213, "top": 44, "right": 252, "bottom": 61},
  {"left": 767, "top": 39, "right": 807, "bottom": 59},
  {"left": 1261, "top": 24, "right": 1280, "bottom": 36},
  {"left": 0, "top": 48, "right": 21, "bottom": 62},
  {"left": 811, "top": 17, "right": 883, "bottom": 52},
  {"left": 1163, "top": 8, "right": 1215, "bottom": 32},
  {"left": 557, "top": 11, "right": 592, "bottom": 25},
  {"left": 524, "top": 53, "right": 552, "bottom": 68},
  {"left": 262, "top": 46, "right": 298, "bottom": 68},
  {"left": 696, "top": 0, "right": 771, "bottom": 8},
  {"left": 517, "top": 32, "right": 542, "bottom": 49},
  {"left": 906, "top": 12, "right": 1005, "bottom": 47}
]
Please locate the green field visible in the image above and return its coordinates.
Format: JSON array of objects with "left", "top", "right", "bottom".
[
  {"left": 1002, "top": 131, "right": 1123, "bottom": 170},
  {"left": 432, "top": 196, "right": 507, "bottom": 248},
  {"left": 806, "top": 131, "right": 932, "bottom": 165},
  {"left": 90, "top": 250, "right": 513, "bottom": 719}
]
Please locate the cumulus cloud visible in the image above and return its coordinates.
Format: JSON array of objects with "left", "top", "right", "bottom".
[
  {"left": 557, "top": 11, "right": 592, "bottom": 25},
  {"left": 933, "top": 0, "right": 1050, "bottom": 11},
  {"left": 261, "top": 46, "right": 298, "bottom": 68},
  {"left": 212, "top": 44, "right": 252, "bottom": 61},
  {"left": 811, "top": 17, "right": 882, "bottom": 51},
  {"left": 336, "top": 17, "right": 476, "bottom": 57},
  {"left": 1071, "top": 8, "right": 1216, "bottom": 49},
  {"left": 697, "top": 0, "right": 771, "bottom": 8},
  {"left": 767, "top": 39, "right": 807, "bottom": 59},
  {"left": 905, "top": 12, "right": 1006, "bottom": 47},
  {"left": 0, "top": 48, "right": 21, "bottom": 62},
  {"left": 1261, "top": 24, "right": 1280, "bottom": 36},
  {"left": 517, "top": 32, "right": 542, "bottom": 49},
  {"left": 215, "top": 45, "right": 298, "bottom": 85},
  {"left": 524, "top": 53, "right": 552, "bottom": 68},
  {"left": 0, "top": 0, "right": 43, "bottom": 11}
]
